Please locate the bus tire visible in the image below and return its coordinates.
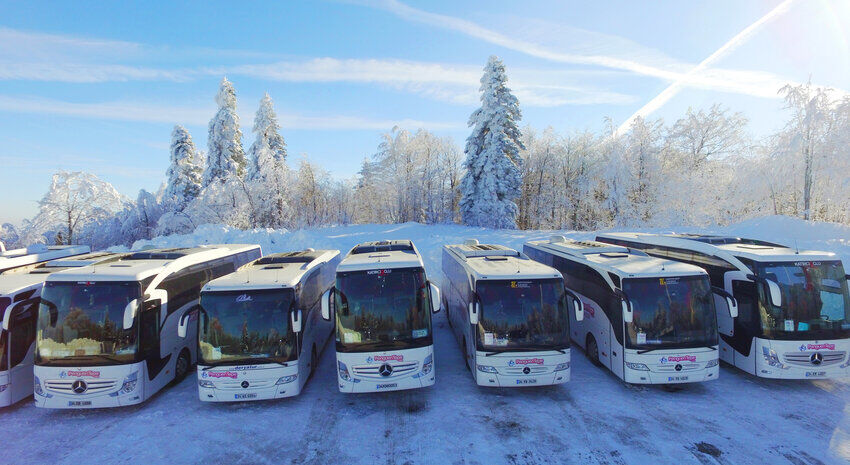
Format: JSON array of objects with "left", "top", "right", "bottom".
[
  {"left": 462, "top": 337, "right": 470, "bottom": 371},
  {"left": 173, "top": 349, "right": 191, "bottom": 384},
  {"left": 586, "top": 335, "right": 601, "bottom": 367}
]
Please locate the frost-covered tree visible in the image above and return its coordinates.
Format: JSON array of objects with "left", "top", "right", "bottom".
[
  {"left": 21, "top": 171, "right": 129, "bottom": 245},
  {"left": 248, "top": 93, "right": 287, "bottom": 181},
  {"left": 203, "top": 77, "right": 246, "bottom": 186},
  {"left": 459, "top": 56, "right": 524, "bottom": 229},
  {"left": 0, "top": 223, "right": 20, "bottom": 249},
  {"left": 249, "top": 137, "right": 290, "bottom": 228},
  {"left": 164, "top": 125, "right": 202, "bottom": 211}
]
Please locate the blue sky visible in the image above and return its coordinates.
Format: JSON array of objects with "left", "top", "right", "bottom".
[{"left": 2, "top": 0, "right": 849, "bottom": 224}]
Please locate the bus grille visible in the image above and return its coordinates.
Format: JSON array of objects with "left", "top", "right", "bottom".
[
  {"left": 501, "top": 366, "right": 551, "bottom": 375},
  {"left": 655, "top": 363, "right": 701, "bottom": 372},
  {"left": 216, "top": 379, "right": 275, "bottom": 390},
  {"left": 783, "top": 351, "right": 846, "bottom": 367},
  {"left": 353, "top": 361, "right": 419, "bottom": 379},
  {"left": 45, "top": 379, "right": 117, "bottom": 394}
]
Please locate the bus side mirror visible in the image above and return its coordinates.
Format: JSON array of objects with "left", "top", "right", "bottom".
[
  {"left": 1, "top": 303, "right": 12, "bottom": 331},
  {"left": 291, "top": 310, "right": 303, "bottom": 333},
  {"left": 321, "top": 289, "right": 332, "bottom": 321},
  {"left": 147, "top": 289, "right": 168, "bottom": 315},
  {"left": 123, "top": 298, "right": 140, "bottom": 330},
  {"left": 565, "top": 289, "right": 583, "bottom": 322},
  {"left": 429, "top": 282, "right": 441, "bottom": 313},
  {"left": 765, "top": 280, "right": 782, "bottom": 307},
  {"left": 177, "top": 311, "right": 191, "bottom": 338},
  {"left": 468, "top": 301, "right": 479, "bottom": 325},
  {"left": 622, "top": 300, "right": 633, "bottom": 323},
  {"left": 712, "top": 286, "right": 738, "bottom": 318}
]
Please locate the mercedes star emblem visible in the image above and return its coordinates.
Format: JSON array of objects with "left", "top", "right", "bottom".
[
  {"left": 379, "top": 364, "right": 393, "bottom": 377},
  {"left": 71, "top": 380, "right": 87, "bottom": 394},
  {"left": 241, "top": 381, "right": 250, "bottom": 389},
  {"left": 675, "top": 364, "right": 683, "bottom": 372},
  {"left": 811, "top": 353, "right": 823, "bottom": 365},
  {"left": 522, "top": 366, "right": 531, "bottom": 375}
]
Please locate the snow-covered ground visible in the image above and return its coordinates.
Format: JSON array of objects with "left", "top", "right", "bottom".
[{"left": 5, "top": 216, "right": 850, "bottom": 464}]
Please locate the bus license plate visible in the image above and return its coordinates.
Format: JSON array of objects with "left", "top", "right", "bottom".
[
  {"left": 806, "top": 371, "right": 826, "bottom": 377},
  {"left": 516, "top": 379, "right": 537, "bottom": 385},
  {"left": 68, "top": 401, "right": 92, "bottom": 406},
  {"left": 667, "top": 376, "right": 688, "bottom": 382},
  {"left": 234, "top": 393, "right": 258, "bottom": 399}
]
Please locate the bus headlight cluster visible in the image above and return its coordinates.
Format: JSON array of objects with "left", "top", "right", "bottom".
[
  {"left": 705, "top": 359, "right": 719, "bottom": 368},
  {"left": 554, "top": 362, "right": 570, "bottom": 372},
  {"left": 111, "top": 372, "right": 138, "bottom": 397},
  {"left": 762, "top": 347, "right": 787, "bottom": 369},
  {"left": 338, "top": 361, "right": 352, "bottom": 381},
  {"left": 198, "top": 380, "right": 215, "bottom": 388},
  {"left": 275, "top": 374, "right": 297, "bottom": 385},
  {"left": 625, "top": 362, "right": 649, "bottom": 371},
  {"left": 33, "top": 377, "right": 51, "bottom": 398},
  {"left": 477, "top": 365, "right": 498, "bottom": 374},
  {"left": 421, "top": 355, "right": 433, "bottom": 375}
]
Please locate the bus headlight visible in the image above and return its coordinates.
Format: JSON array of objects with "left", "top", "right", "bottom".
[
  {"left": 338, "top": 361, "right": 352, "bottom": 381},
  {"left": 554, "top": 362, "right": 570, "bottom": 372},
  {"left": 625, "top": 362, "right": 649, "bottom": 371},
  {"left": 421, "top": 355, "right": 433, "bottom": 375},
  {"left": 705, "top": 359, "right": 719, "bottom": 368},
  {"left": 762, "top": 347, "right": 787, "bottom": 369},
  {"left": 477, "top": 365, "right": 498, "bottom": 374},
  {"left": 111, "top": 372, "right": 138, "bottom": 396},
  {"left": 276, "top": 374, "right": 298, "bottom": 385},
  {"left": 34, "top": 377, "right": 45, "bottom": 397},
  {"left": 198, "top": 380, "right": 215, "bottom": 388},
  {"left": 0, "top": 384, "right": 8, "bottom": 393}
]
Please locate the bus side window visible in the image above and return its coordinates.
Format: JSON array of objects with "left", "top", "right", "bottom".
[
  {"left": 732, "top": 281, "right": 757, "bottom": 328},
  {"left": 139, "top": 300, "right": 161, "bottom": 356},
  {"left": 9, "top": 300, "right": 38, "bottom": 368}
]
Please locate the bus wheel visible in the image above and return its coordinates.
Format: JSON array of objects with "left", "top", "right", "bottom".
[
  {"left": 586, "top": 335, "right": 601, "bottom": 367},
  {"left": 462, "top": 337, "right": 470, "bottom": 371},
  {"left": 310, "top": 345, "right": 318, "bottom": 380},
  {"left": 173, "top": 349, "right": 191, "bottom": 384}
]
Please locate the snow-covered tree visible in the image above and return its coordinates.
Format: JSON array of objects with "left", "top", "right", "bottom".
[
  {"left": 459, "top": 56, "right": 524, "bottom": 229},
  {"left": 203, "top": 77, "right": 246, "bottom": 186},
  {"left": 0, "top": 223, "right": 20, "bottom": 249},
  {"left": 164, "top": 125, "right": 202, "bottom": 211},
  {"left": 248, "top": 93, "right": 287, "bottom": 181},
  {"left": 249, "top": 137, "right": 290, "bottom": 228},
  {"left": 21, "top": 171, "right": 129, "bottom": 245}
]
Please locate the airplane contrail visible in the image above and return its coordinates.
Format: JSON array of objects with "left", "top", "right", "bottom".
[{"left": 614, "top": 0, "right": 797, "bottom": 136}]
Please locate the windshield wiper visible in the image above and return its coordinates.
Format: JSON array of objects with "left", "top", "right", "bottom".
[
  {"left": 202, "top": 357, "right": 287, "bottom": 370},
  {"left": 636, "top": 348, "right": 660, "bottom": 354}
]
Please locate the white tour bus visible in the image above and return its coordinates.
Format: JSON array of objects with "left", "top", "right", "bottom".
[
  {"left": 597, "top": 232, "right": 850, "bottom": 379},
  {"left": 191, "top": 249, "right": 341, "bottom": 402},
  {"left": 525, "top": 237, "right": 737, "bottom": 384},
  {"left": 34, "top": 244, "right": 261, "bottom": 409},
  {"left": 0, "top": 252, "right": 122, "bottom": 407},
  {"left": 321, "top": 240, "right": 441, "bottom": 393},
  {"left": 442, "top": 240, "right": 583, "bottom": 387},
  {"left": 1, "top": 244, "right": 91, "bottom": 274}
]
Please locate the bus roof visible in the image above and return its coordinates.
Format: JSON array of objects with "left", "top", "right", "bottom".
[
  {"left": 46, "top": 244, "right": 261, "bottom": 283},
  {"left": 444, "top": 241, "right": 561, "bottom": 281},
  {"left": 596, "top": 232, "right": 837, "bottom": 269},
  {"left": 525, "top": 237, "right": 705, "bottom": 279},
  {"left": 0, "top": 252, "right": 125, "bottom": 296},
  {"left": 337, "top": 240, "right": 423, "bottom": 273},
  {"left": 203, "top": 249, "right": 340, "bottom": 292},
  {"left": 0, "top": 244, "right": 91, "bottom": 274}
]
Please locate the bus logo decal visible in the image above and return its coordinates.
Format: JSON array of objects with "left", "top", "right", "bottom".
[
  {"left": 801, "top": 343, "right": 835, "bottom": 351},
  {"left": 371, "top": 355, "right": 403, "bottom": 363},
  {"left": 63, "top": 370, "right": 101, "bottom": 378},
  {"left": 235, "top": 294, "right": 253, "bottom": 302},
  {"left": 204, "top": 371, "right": 238, "bottom": 379},
  {"left": 508, "top": 358, "right": 544, "bottom": 366},
  {"left": 660, "top": 355, "right": 696, "bottom": 363}
]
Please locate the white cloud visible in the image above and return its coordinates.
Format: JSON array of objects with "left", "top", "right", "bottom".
[
  {"left": 364, "top": 0, "right": 833, "bottom": 102},
  {"left": 0, "top": 95, "right": 462, "bottom": 130}
]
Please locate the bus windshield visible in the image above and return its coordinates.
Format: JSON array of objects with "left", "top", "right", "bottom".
[
  {"left": 335, "top": 267, "right": 432, "bottom": 352},
  {"left": 623, "top": 276, "right": 717, "bottom": 349},
  {"left": 36, "top": 281, "right": 140, "bottom": 366},
  {"left": 756, "top": 260, "right": 850, "bottom": 339},
  {"left": 198, "top": 289, "right": 297, "bottom": 365},
  {"left": 476, "top": 279, "right": 570, "bottom": 351}
]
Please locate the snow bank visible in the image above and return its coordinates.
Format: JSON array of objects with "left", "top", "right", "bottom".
[{"left": 129, "top": 215, "right": 850, "bottom": 272}]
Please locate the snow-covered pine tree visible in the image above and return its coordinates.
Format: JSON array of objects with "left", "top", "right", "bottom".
[
  {"left": 203, "top": 77, "right": 246, "bottom": 186},
  {"left": 459, "top": 56, "right": 524, "bottom": 229},
  {"left": 249, "top": 136, "right": 290, "bottom": 228},
  {"left": 248, "top": 93, "right": 287, "bottom": 181},
  {"left": 164, "top": 125, "right": 202, "bottom": 211}
]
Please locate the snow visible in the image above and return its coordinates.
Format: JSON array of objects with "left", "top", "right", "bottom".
[{"left": 7, "top": 216, "right": 850, "bottom": 464}]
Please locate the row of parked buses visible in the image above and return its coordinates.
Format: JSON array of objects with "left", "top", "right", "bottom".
[{"left": 0, "top": 232, "right": 847, "bottom": 408}]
